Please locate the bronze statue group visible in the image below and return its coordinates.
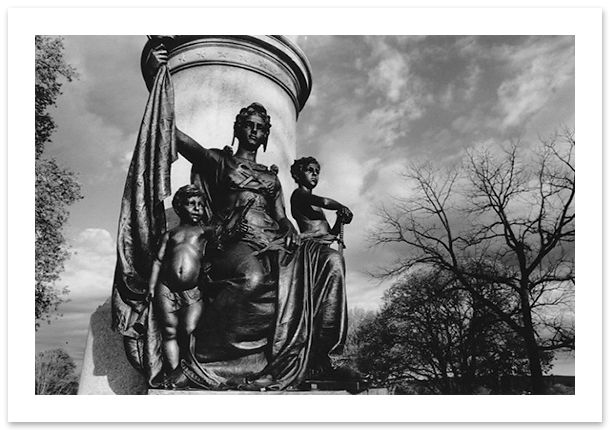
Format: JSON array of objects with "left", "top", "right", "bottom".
[{"left": 112, "top": 44, "right": 366, "bottom": 392}]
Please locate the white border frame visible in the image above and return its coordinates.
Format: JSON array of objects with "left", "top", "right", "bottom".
[{"left": 6, "top": 6, "right": 602, "bottom": 423}]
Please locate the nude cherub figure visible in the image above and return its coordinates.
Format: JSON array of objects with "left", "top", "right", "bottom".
[
  {"left": 148, "top": 184, "right": 217, "bottom": 374},
  {"left": 290, "top": 156, "right": 353, "bottom": 241}
]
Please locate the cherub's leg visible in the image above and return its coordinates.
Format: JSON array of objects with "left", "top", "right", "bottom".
[
  {"left": 155, "top": 282, "right": 180, "bottom": 372},
  {"left": 161, "top": 297, "right": 206, "bottom": 390},
  {"left": 179, "top": 298, "right": 203, "bottom": 358}
]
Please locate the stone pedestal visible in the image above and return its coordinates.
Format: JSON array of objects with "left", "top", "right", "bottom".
[
  {"left": 141, "top": 36, "right": 312, "bottom": 206},
  {"left": 77, "top": 298, "right": 148, "bottom": 395},
  {"left": 148, "top": 388, "right": 390, "bottom": 395}
]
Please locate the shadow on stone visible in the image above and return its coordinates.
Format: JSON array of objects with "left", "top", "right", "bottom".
[{"left": 78, "top": 298, "right": 148, "bottom": 395}]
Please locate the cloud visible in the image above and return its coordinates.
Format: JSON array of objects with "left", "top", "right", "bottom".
[
  {"left": 43, "top": 36, "right": 149, "bottom": 195},
  {"left": 63, "top": 36, "right": 149, "bottom": 133},
  {"left": 345, "top": 271, "right": 391, "bottom": 311},
  {"left": 48, "top": 75, "right": 141, "bottom": 185},
  {"left": 367, "top": 54, "right": 409, "bottom": 103},
  {"left": 300, "top": 36, "right": 434, "bottom": 154},
  {"left": 494, "top": 37, "right": 575, "bottom": 129},
  {"left": 63, "top": 228, "right": 116, "bottom": 296},
  {"left": 463, "top": 63, "right": 482, "bottom": 101},
  {"left": 455, "top": 35, "right": 483, "bottom": 56},
  {"left": 361, "top": 37, "right": 430, "bottom": 148}
]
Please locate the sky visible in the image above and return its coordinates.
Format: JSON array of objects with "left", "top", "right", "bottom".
[{"left": 31, "top": 34, "right": 578, "bottom": 376}]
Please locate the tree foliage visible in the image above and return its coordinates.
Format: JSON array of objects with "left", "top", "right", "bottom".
[
  {"left": 35, "top": 349, "right": 79, "bottom": 395},
  {"left": 370, "top": 130, "right": 575, "bottom": 394},
  {"left": 356, "top": 269, "right": 552, "bottom": 394},
  {"left": 35, "top": 36, "right": 82, "bottom": 328},
  {"left": 334, "top": 307, "right": 377, "bottom": 370},
  {"left": 36, "top": 36, "right": 77, "bottom": 158}
]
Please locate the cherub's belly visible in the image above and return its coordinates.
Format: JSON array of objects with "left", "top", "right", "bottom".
[{"left": 163, "top": 246, "right": 201, "bottom": 291}]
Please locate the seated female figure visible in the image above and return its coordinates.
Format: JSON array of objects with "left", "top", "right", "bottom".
[{"left": 160, "top": 102, "right": 349, "bottom": 390}]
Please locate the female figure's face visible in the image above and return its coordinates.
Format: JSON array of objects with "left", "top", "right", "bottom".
[{"left": 235, "top": 114, "right": 267, "bottom": 150}]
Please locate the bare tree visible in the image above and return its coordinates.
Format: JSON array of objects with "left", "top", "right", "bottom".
[{"left": 370, "top": 130, "right": 575, "bottom": 394}]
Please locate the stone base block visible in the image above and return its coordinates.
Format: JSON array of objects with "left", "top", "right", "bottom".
[
  {"left": 149, "top": 388, "right": 389, "bottom": 395},
  {"left": 77, "top": 298, "right": 148, "bottom": 395}
]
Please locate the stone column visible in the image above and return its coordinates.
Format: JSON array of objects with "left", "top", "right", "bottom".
[{"left": 141, "top": 35, "right": 312, "bottom": 206}]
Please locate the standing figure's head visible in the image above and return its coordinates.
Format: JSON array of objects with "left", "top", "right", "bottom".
[
  {"left": 233, "top": 102, "right": 272, "bottom": 152},
  {"left": 291, "top": 156, "right": 321, "bottom": 190},
  {"left": 172, "top": 184, "right": 206, "bottom": 225}
]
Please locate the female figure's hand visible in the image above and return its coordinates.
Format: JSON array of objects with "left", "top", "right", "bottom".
[
  {"left": 147, "top": 44, "right": 169, "bottom": 73},
  {"left": 278, "top": 219, "right": 300, "bottom": 250},
  {"left": 285, "top": 225, "right": 301, "bottom": 250}
]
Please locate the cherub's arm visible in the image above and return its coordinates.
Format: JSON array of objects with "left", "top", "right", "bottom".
[
  {"left": 148, "top": 232, "right": 169, "bottom": 299},
  {"left": 297, "top": 192, "right": 346, "bottom": 212},
  {"left": 298, "top": 192, "right": 353, "bottom": 235}
]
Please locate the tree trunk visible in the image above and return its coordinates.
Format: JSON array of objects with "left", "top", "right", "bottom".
[
  {"left": 520, "top": 284, "right": 546, "bottom": 394},
  {"left": 523, "top": 331, "right": 546, "bottom": 394}
]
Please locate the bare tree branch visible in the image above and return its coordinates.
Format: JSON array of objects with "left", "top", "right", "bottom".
[{"left": 368, "top": 130, "right": 575, "bottom": 394}]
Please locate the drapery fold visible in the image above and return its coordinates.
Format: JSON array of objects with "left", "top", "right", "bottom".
[
  {"left": 180, "top": 239, "right": 347, "bottom": 390},
  {"left": 111, "top": 65, "right": 176, "bottom": 385}
]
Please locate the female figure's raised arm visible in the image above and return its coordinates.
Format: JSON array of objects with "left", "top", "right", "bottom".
[
  {"left": 175, "top": 128, "right": 212, "bottom": 167},
  {"left": 144, "top": 44, "right": 216, "bottom": 167}
]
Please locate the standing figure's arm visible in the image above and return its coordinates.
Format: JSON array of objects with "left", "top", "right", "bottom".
[
  {"left": 148, "top": 232, "right": 169, "bottom": 300},
  {"left": 298, "top": 192, "right": 353, "bottom": 236}
]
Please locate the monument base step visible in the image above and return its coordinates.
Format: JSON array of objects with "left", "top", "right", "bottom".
[
  {"left": 297, "top": 379, "right": 371, "bottom": 393},
  {"left": 148, "top": 387, "right": 389, "bottom": 395}
]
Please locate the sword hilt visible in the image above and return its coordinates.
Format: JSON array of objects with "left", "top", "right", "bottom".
[{"left": 339, "top": 222, "right": 346, "bottom": 255}]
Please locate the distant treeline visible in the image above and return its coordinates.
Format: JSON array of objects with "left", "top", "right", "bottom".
[{"left": 389, "top": 375, "right": 575, "bottom": 395}]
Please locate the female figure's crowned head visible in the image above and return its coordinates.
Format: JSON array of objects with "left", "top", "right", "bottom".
[{"left": 233, "top": 102, "right": 272, "bottom": 152}]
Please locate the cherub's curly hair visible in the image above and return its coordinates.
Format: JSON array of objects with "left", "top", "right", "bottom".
[
  {"left": 290, "top": 156, "right": 320, "bottom": 182},
  {"left": 233, "top": 102, "right": 272, "bottom": 151},
  {"left": 172, "top": 184, "right": 205, "bottom": 218}
]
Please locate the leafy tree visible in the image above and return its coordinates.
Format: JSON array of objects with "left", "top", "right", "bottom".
[
  {"left": 35, "top": 36, "right": 82, "bottom": 328},
  {"left": 356, "top": 269, "right": 551, "bottom": 394},
  {"left": 35, "top": 349, "right": 79, "bottom": 395},
  {"left": 334, "top": 307, "right": 377, "bottom": 370},
  {"left": 36, "top": 36, "right": 77, "bottom": 157},
  {"left": 370, "top": 130, "right": 574, "bottom": 394}
]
